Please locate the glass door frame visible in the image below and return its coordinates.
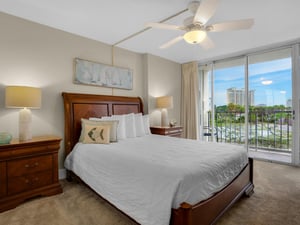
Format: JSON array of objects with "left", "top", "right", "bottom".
[
  {"left": 291, "top": 44, "right": 300, "bottom": 165},
  {"left": 199, "top": 44, "right": 300, "bottom": 165}
]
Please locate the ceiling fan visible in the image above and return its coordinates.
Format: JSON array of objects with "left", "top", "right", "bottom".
[{"left": 146, "top": 0, "right": 254, "bottom": 49}]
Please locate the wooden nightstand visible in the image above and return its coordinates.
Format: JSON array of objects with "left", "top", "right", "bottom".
[
  {"left": 0, "top": 135, "right": 62, "bottom": 212},
  {"left": 150, "top": 126, "right": 183, "bottom": 138}
]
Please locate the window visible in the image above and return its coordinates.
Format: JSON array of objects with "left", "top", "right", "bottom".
[{"left": 199, "top": 46, "right": 298, "bottom": 165}]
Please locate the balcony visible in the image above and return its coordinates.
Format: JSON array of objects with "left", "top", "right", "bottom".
[{"left": 204, "top": 109, "right": 293, "bottom": 163}]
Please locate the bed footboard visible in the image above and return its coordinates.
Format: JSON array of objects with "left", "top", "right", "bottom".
[{"left": 170, "top": 158, "right": 254, "bottom": 225}]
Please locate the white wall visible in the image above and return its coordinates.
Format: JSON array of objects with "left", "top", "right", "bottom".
[
  {"left": 0, "top": 12, "right": 144, "bottom": 168},
  {"left": 0, "top": 12, "right": 181, "bottom": 169},
  {"left": 145, "top": 54, "right": 181, "bottom": 126}
]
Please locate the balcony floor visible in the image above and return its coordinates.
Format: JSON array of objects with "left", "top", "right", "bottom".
[{"left": 248, "top": 149, "right": 291, "bottom": 164}]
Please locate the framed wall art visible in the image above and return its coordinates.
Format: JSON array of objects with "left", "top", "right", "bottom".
[{"left": 74, "top": 58, "right": 133, "bottom": 90}]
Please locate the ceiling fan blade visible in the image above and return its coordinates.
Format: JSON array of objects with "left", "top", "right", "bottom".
[
  {"left": 145, "top": 22, "right": 183, "bottom": 31},
  {"left": 160, "top": 36, "right": 183, "bottom": 49},
  {"left": 209, "top": 19, "right": 254, "bottom": 32},
  {"left": 193, "top": 0, "right": 220, "bottom": 25},
  {"left": 199, "top": 35, "right": 214, "bottom": 50}
]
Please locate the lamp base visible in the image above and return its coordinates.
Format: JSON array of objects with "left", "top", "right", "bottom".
[
  {"left": 19, "top": 108, "right": 32, "bottom": 141},
  {"left": 161, "top": 108, "right": 169, "bottom": 127}
]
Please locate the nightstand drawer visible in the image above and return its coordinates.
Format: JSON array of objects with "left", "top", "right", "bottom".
[
  {"left": 7, "top": 170, "right": 53, "bottom": 195},
  {"left": 150, "top": 126, "right": 183, "bottom": 137},
  {"left": 165, "top": 128, "right": 183, "bottom": 136},
  {"left": 7, "top": 155, "right": 53, "bottom": 177}
]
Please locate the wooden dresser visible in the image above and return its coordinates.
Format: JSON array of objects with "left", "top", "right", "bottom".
[
  {"left": 150, "top": 126, "right": 183, "bottom": 138},
  {"left": 0, "top": 135, "right": 62, "bottom": 212}
]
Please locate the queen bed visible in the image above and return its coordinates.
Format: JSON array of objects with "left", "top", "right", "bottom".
[{"left": 62, "top": 92, "right": 254, "bottom": 225}]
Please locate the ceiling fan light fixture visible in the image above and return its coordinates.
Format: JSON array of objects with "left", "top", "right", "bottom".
[{"left": 183, "top": 30, "right": 207, "bottom": 44}]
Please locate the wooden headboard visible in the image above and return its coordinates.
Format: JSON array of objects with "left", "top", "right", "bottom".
[{"left": 62, "top": 92, "right": 143, "bottom": 155}]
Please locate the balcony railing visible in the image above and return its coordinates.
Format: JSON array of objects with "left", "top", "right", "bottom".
[{"left": 205, "top": 110, "right": 293, "bottom": 153}]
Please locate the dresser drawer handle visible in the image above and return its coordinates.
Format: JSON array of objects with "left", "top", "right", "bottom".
[
  {"left": 25, "top": 162, "right": 39, "bottom": 168},
  {"left": 24, "top": 177, "right": 39, "bottom": 185}
]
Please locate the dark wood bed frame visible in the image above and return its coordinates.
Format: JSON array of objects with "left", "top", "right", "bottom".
[{"left": 62, "top": 92, "right": 254, "bottom": 225}]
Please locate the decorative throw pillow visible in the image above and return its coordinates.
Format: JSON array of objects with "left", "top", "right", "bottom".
[
  {"left": 79, "top": 118, "right": 119, "bottom": 142},
  {"left": 82, "top": 124, "right": 110, "bottom": 144},
  {"left": 88, "top": 117, "right": 119, "bottom": 142}
]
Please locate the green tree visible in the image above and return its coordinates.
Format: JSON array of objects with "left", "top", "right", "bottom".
[{"left": 227, "top": 103, "right": 236, "bottom": 112}]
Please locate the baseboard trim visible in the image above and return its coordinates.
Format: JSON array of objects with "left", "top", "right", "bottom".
[{"left": 59, "top": 168, "right": 66, "bottom": 180}]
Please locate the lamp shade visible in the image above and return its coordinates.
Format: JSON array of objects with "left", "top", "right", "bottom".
[
  {"left": 5, "top": 86, "right": 41, "bottom": 109},
  {"left": 183, "top": 30, "right": 207, "bottom": 44},
  {"left": 156, "top": 96, "right": 173, "bottom": 109}
]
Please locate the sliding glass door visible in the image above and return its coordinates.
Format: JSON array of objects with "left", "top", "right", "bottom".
[
  {"left": 248, "top": 48, "right": 292, "bottom": 155},
  {"left": 213, "top": 58, "right": 246, "bottom": 144},
  {"left": 199, "top": 46, "right": 298, "bottom": 164},
  {"left": 200, "top": 58, "right": 247, "bottom": 143}
]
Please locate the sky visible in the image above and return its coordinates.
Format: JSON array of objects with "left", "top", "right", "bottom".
[{"left": 213, "top": 58, "right": 292, "bottom": 107}]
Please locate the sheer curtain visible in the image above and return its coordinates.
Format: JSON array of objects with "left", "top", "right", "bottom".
[{"left": 181, "top": 62, "right": 199, "bottom": 139}]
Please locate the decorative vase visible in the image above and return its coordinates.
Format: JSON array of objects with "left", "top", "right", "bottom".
[{"left": 0, "top": 132, "right": 12, "bottom": 144}]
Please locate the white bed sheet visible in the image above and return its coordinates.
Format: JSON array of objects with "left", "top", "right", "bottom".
[{"left": 64, "top": 135, "right": 248, "bottom": 225}]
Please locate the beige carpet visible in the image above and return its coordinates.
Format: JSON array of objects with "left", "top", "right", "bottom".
[{"left": 0, "top": 160, "right": 299, "bottom": 225}]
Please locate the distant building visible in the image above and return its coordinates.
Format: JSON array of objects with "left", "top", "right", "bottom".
[
  {"left": 227, "top": 88, "right": 255, "bottom": 106},
  {"left": 286, "top": 99, "right": 292, "bottom": 107},
  {"left": 256, "top": 104, "right": 267, "bottom": 107}
]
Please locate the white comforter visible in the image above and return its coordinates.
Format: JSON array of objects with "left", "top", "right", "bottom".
[{"left": 64, "top": 135, "right": 248, "bottom": 225}]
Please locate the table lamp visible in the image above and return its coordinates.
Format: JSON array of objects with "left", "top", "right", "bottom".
[
  {"left": 5, "top": 86, "right": 41, "bottom": 141},
  {"left": 156, "top": 96, "right": 173, "bottom": 127}
]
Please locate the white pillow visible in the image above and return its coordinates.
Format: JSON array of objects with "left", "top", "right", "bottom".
[
  {"left": 111, "top": 114, "right": 127, "bottom": 140},
  {"left": 135, "top": 113, "right": 145, "bottom": 137},
  {"left": 142, "top": 114, "right": 151, "bottom": 135},
  {"left": 124, "top": 113, "right": 136, "bottom": 138}
]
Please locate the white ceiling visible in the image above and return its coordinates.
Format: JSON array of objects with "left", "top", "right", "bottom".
[{"left": 1, "top": 0, "right": 300, "bottom": 63}]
